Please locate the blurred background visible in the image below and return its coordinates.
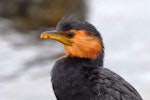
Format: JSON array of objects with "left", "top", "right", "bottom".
[{"left": 0, "top": 0, "right": 150, "bottom": 100}]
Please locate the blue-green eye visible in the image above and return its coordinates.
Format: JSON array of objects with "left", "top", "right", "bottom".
[{"left": 67, "top": 32, "right": 75, "bottom": 38}]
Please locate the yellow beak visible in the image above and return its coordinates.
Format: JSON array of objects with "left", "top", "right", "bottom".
[{"left": 40, "top": 31, "right": 73, "bottom": 46}]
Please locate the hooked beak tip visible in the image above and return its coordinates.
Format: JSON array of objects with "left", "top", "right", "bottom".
[{"left": 40, "top": 32, "right": 49, "bottom": 39}]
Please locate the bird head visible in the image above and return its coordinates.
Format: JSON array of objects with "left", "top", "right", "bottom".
[{"left": 41, "top": 15, "right": 104, "bottom": 60}]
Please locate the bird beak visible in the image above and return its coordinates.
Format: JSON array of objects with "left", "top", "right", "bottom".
[{"left": 40, "top": 30, "right": 73, "bottom": 46}]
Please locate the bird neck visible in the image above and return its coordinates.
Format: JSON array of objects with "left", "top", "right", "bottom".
[{"left": 61, "top": 52, "right": 104, "bottom": 67}]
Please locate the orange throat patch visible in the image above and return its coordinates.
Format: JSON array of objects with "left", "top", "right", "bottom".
[{"left": 64, "top": 36, "right": 103, "bottom": 59}]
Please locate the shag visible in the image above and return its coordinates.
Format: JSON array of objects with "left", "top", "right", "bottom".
[{"left": 40, "top": 15, "right": 143, "bottom": 100}]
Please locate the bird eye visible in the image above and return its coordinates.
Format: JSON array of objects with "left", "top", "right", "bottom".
[{"left": 67, "top": 32, "right": 75, "bottom": 38}]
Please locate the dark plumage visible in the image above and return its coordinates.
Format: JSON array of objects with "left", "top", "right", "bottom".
[
  {"left": 56, "top": 15, "right": 101, "bottom": 37},
  {"left": 41, "top": 16, "right": 143, "bottom": 100},
  {"left": 52, "top": 57, "right": 142, "bottom": 100}
]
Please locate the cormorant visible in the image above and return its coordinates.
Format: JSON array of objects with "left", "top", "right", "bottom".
[{"left": 40, "top": 15, "right": 143, "bottom": 100}]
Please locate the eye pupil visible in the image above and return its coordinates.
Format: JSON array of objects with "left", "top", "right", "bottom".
[{"left": 68, "top": 32, "right": 74, "bottom": 38}]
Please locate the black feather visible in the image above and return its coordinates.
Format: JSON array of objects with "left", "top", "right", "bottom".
[
  {"left": 51, "top": 57, "right": 143, "bottom": 100},
  {"left": 56, "top": 15, "right": 101, "bottom": 37}
]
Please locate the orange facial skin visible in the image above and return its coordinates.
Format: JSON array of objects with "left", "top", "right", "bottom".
[{"left": 63, "top": 30, "right": 103, "bottom": 59}]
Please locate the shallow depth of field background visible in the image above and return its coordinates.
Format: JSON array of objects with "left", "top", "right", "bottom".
[{"left": 0, "top": 0, "right": 150, "bottom": 100}]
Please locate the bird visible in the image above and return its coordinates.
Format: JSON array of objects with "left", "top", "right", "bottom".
[{"left": 40, "top": 15, "right": 143, "bottom": 100}]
